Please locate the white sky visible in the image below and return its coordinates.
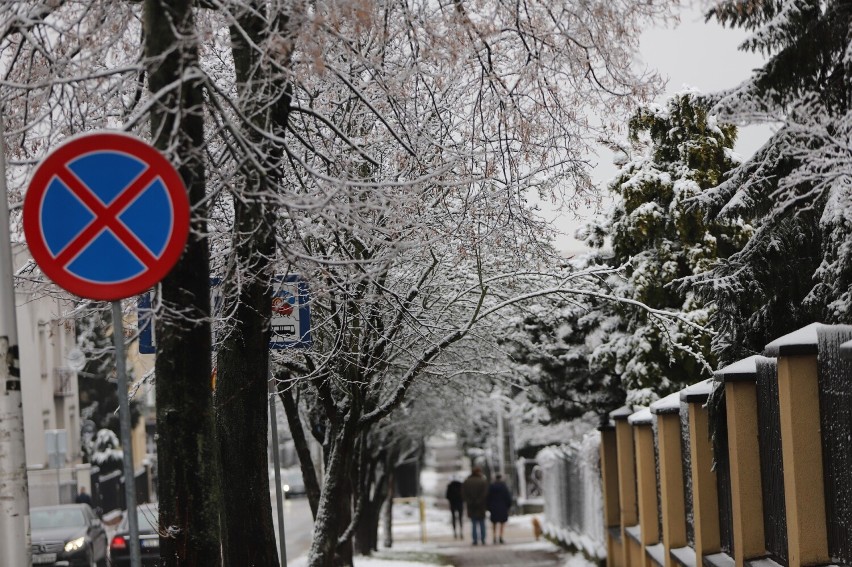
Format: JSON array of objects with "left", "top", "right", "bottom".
[{"left": 548, "top": 2, "right": 771, "bottom": 254}]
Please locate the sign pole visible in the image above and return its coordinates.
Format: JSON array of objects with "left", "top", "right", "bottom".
[
  {"left": 269, "top": 372, "right": 287, "bottom": 567},
  {"left": 112, "top": 301, "right": 141, "bottom": 567},
  {"left": 0, "top": 112, "right": 31, "bottom": 567}
]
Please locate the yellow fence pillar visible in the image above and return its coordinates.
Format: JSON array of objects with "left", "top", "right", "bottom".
[
  {"left": 612, "top": 406, "right": 639, "bottom": 567},
  {"left": 682, "top": 380, "right": 720, "bottom": 562},
  {"left": 631, "top": 408, "right": 659, "bottom": 567},
  {"left": 765, "top": 325, "right": 829, "bottom": 567},
  {"left": 716, "top": 356, "right": 766, "bottom": 567},
  {"left": 651, "top": 393, "right": 687, "bottom": 567},
  {"left": 600, "top": 423, "right": 624, "bottom": 567}
]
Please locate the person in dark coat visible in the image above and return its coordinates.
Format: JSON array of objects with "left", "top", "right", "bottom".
[
  {"left": 445, "top": 477, "right": 464, "bottom": 539},
  {"left": 461, "top": 466, "right": 489, "bottom": 545},
  {"left": 487, "top": 474, "right": 512, "bottom": 544},
  {"left": 74, "top": 486, "right": 93, "bottom": 507}
]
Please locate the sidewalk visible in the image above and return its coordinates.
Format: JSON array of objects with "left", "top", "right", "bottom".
[{"left": 389, "top": 513, "right": 572, "bottom": 567}]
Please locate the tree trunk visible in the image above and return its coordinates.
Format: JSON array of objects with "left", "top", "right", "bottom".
[
  {"left": 354, "top": 470, "right": 386, "bottom": 555},
  {"left": 383, "top": 468, "right": 394, "bottom": 549},
  {"left": 144, "top": 1, "right": 221, "bottom": 565},
  {"left": 215, "top": 3, "right": 293, "bottom": 565},
  {"left": 278, "top": 379, "right": 322, "bottom": 519},
  {"left": 308, "top": 419, "right": 358, "bottom": 567},
  {"left": 215, "top": 262, "right": 277, "bottom": 567},
  {"left": 216, "top": 0, "right": 290, "bottom": 567}
]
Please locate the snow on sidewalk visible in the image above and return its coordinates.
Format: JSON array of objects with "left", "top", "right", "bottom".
[{"left": 288, "top": 510, "right": 601, "bottom": 566}]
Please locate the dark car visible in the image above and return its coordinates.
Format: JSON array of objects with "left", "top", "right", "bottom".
[
  {"left": 30, "top": 504, "right": 108, "bottom": 567},
  {"left": 109, "top": 503, "right": 160, "bottom": 566},
  {"left": 283, "top": 468, "right": 306, "bottom": 498}
]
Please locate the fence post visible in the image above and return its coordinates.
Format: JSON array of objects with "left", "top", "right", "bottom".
[
  {"left": 630, "top": 408, "right": 659, "bottom": 567},
  {"left": 651, "top": 394, "right": 686, "bottom": 567},
  {"left": 765, "top": 324, "right": 830, "bottom": 567},
  {"left": 681, "top": 380, "right": 720, "bottom": 562},
  {"left": 599, "top": 423, "right": 623, "bottom": 567},
  {"left": 716, "top": 356, "right": 765, "bottom": 567},
  {"left": 611, "top": 406, "right": 638, "bottom": 567}
]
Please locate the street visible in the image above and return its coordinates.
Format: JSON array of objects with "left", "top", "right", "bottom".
[{"left": 271, "top": 491, "right": 314, "bottom": 563}]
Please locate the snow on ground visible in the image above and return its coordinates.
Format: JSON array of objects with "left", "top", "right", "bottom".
[
  {"left": 289, "top": 556, "right": 444, "bottom": 567},
  {"left": 561, "top": 553, "right": 599, "bottom": 567},
  {"left": 286, "top": 497, "right": 586, "bottom": 567}
]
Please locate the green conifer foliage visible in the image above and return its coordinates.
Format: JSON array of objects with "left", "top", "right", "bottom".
[
  {"left": 596, "top": 92, "right": 746, "bottom": 399},
  {"left": 695, "top": 0, "right": 852, "bottom": 362}
]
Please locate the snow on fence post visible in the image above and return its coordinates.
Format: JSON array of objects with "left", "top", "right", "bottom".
[{"left": 537, "top": 431, "right": 606, "bottom": 560}]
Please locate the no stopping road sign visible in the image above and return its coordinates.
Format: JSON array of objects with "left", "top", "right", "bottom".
[{"left": 23, "top": 132, "right": 190, "bottom": 300}]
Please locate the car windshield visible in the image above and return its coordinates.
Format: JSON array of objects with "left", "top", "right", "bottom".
[{"left": 31, "top": 508, "right": 85, "bottom": 530}]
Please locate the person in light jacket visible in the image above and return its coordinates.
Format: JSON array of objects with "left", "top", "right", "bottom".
[
  {"left": 461, "top": 467, "right": 489, "bottom": 545},
  {"left": 487, "top": 474, "right": 512, "bottom": 544}
]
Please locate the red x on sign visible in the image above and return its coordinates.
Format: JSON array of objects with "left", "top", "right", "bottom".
[{"left": 23, "top": 132, "right": 190, "bottom": 301}]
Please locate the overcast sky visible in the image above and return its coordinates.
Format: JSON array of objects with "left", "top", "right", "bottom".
[{"left": 549, "top": 2, "right": 771, "bottom": 254}]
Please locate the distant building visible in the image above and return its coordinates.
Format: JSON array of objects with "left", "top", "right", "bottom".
[{"left": 14, "top": 245, "right": 88, "bottom": 505}]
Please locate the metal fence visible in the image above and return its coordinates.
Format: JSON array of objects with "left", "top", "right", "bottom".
[
  {"left": 756, "top": 357, "right": 787, "bottom": 565},
  {"left": 713, "top": 392, "right": 734, "bottom": 556},
  {"left": 818, "top": 326, "right": 852, "bottom": 564},
  {"left": 537, "top": 432, "right": 606, "bottom": 560}
]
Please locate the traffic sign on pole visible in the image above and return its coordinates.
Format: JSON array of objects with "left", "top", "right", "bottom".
[
  {"left": 23, "top": 132, "right": 190, "bottom": 567},
  {"left": 270, "top": 276, "right": 311, "bottom": 349},
  {"left": 23, "top": 132, "right": 190, "bottom": 301}
]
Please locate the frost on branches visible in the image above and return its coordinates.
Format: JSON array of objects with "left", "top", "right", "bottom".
[
  {"left": 695, "top": 0, "right": 852, "bottom": 362},
  {"left": 1, "top": 0, "right": 683, "bottom": 566}
]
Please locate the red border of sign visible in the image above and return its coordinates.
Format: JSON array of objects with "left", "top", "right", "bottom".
[{"left": 23, "top": 132, "right": 190, "bottom": 301}]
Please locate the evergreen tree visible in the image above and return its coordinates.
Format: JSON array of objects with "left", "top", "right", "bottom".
[
  {"left": 696, "top": 0, "right": 852, "bottom": 361},
  {"left": 501, "top": 299, "right": 625, "bottom": 424},
  {"left": 590, "top": 92, "right": 745, "bottom": 401}
]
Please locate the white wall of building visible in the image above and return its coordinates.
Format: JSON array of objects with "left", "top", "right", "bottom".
[{"left": 14, "top": 245, "right": 81, "bottom": 470}]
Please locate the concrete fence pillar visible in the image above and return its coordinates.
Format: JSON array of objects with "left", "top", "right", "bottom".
[
  {"left": 651, "top": 393, "right": 687, "bottom": 567},
  {"left": 681, "top": 380, "right": 720, "bottom": 562},
  {"left": 612, "top": 406, "right": 639, "bottom": 567},
  {"left": 600, "top": 423, "right": 624, "bottom": 567},
  {"left": 631, "top": 408, "right": 659, "bottom": 567},
  {"left": 715, "top": 357, "right": 765, "bottom": 567},
  {"left": 765, "top": 324, "right": 830, "bottom": 567}
]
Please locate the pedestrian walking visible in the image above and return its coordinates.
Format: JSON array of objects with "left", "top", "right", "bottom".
[
  {"left": 75, "top": 486, "right": 93, "bottom": 507},
  {"left": 462, "top": 466, "right": 489, "bottom": 545},
  {"left": 487, "top": 473, "right": 512, "bottom": 544},
  {"left": 446, "top": 476, "right": 465, "bottom": 539}
]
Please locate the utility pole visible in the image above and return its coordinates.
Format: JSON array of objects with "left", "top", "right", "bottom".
[{"left": 0, "top": 113, "right": 32, "bottom": 566}]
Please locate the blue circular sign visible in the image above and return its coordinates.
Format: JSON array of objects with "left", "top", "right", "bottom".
[{"left": 24, "top": 132, "right": 190, "bottom": 300}]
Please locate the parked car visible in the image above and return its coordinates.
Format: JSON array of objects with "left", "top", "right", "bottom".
[
  {"left": 282, "top": 467, "right": 306, "bottom": 498},
  {"left": 268, "top": 466, "right": 307, "bottom": 498},
  {"left": 109, "top": 502, "right": 160, "bottom": 566},
  {"left": 30, "top": 504, "right": 108, "bottom": 567}
]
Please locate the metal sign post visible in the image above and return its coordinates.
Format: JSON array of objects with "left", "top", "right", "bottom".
[
  {"left": 113, "top": 301, "right": 141, "bottom": 567},
  {"left": 0, "top": 111, "right": 31, "bottom": 567},
  {"left": 269, "top": 374, "right": 287, "bottom": 567},
  {"left": 23, "top": 131, "right": 191, "bottom": 567}
]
